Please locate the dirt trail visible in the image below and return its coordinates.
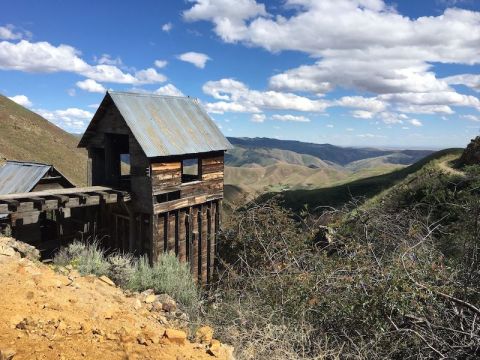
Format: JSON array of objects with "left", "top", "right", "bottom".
[
  {"left": 0, "top": 237, "right": 233, "bottom": 360},
  {"left": 437, "top": 155, "right": 464, "bottom": 177}
]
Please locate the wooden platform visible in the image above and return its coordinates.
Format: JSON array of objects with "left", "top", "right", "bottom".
[{"left": 0, "top": 186, "right": 130, "bottom": 225}]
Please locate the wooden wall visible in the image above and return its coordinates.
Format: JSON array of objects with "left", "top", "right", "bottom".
[{"left": 151, "top": 200, "right": 220, "bottom": 284}]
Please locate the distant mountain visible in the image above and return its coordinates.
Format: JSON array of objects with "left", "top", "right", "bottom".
[
  {"left": 0, "top": 94, "right": 87, "bottom": 186},
  {"left": 227, "top": 137, "right": 433, "bottom": 166}
]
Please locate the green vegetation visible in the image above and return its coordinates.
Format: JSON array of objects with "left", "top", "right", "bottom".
[
  {"left": 53, "top": 241, "right": 198, "bottom": 309},
  {"left": 0, "top": 94, "right": 87, "bottom": 185},
  {"left": 205, "top": 152, "right": 480, "bottom": 359}
]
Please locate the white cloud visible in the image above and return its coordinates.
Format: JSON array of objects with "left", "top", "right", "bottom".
[
  {"left": 0, "top": 24, "right": 29, "bottom": 40},
  {"left": 185, "top": 0, "right": 480, "bottom": 115},
  {"left": 336, "top": 96, "right": 387, "bottom": 113},
  {"left": 154, "top": 83, "right": 184, "bottom": 96},
  {"left": 202, "top": 78, "right": 329, "bottom": 114},
  {"left": 444, "top": 74, "right": 480, "bottom": 92},
  {"left": 326, "top": 124, "right": 334, "bottom": 128},
  {"left": 461, "top": 114, "right": 480, "bottom": 122},
  {"left": 8, "top": 94, "right": 32, "bottom": 107},
  {"left": 36, "top": 107, "right": 93, "bottom": 132},
  {"left": 271, "top": 114, "right": 310, "bottom": 122},
  {"left": 251, "top": 113, "right": 265, "bottom": 122},
  {"left": 177, "top": 51, "right": 211, "bottom": 68},
  {"left": 346, "top": 128, "right": 354, "bottom": 132},
  {"left": 351, "top": 110, "right": 374, "bottom": 119},
  {"left": 76, "top": 79, "right": 106, "bottom": 93},
  {"left": 95, "top": 54, "right": 123, "bottom": 66},
  {"left": 67, "top": 88, "right": 76, "bottom": 97},
  {"left": 183, "top": 0, "right": 267, "bottom": 42},
  {"left": 162, "top": 22, "right": 173, "bottom": 32},
  {"left": 408, "top": 119, "right": 423, "bottom": 127},
  {"left": 356, "top": 133, "right": 386, "bottom": 138},
  {"left": 154, "top": 59, "right": 168, "bottom": 68},
  {"left": 0, "top": 39, "right": 166, "bottom": 85}
]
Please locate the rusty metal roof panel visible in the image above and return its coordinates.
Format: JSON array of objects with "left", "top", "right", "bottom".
[
  {"left": 106, "top": 91, "right": 233, "bottom": 157},
  {"left": 0, "top": 161, "right": 51, "bottom": 194}
]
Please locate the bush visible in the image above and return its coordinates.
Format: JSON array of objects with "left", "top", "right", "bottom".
[
  {"left": 54, "top": 240, "right": 110, "bottom": 277},
  {"left": 127, "top": 252, "right": 199, "bottom": 309},
  {"left": 53, "top": 242, "right": 198, "bottom": 310}
]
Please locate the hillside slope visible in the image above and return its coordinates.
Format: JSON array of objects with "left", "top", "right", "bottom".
[
  {"left": 227, "top": 137, "right": 433, "bottom": 166},
  {"left": 265, "top": 148, "right": 463, "bottom": 212},
  {"left": 0, "top": 237, "right": 233, "bottom": 360},
  {"left": 0, "top": 95, "right": 87, "bottom": 186}
]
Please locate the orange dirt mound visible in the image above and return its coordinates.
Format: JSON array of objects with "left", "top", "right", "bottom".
[{"left": 0, "top": 237, "right": 233, "bottom": 360}]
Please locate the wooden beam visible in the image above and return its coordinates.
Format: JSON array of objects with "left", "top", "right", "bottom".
[{"left": 0, "top": 186, "right": 116, "bottom": 201}]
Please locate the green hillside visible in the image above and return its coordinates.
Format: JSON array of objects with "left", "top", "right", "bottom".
[
  {"left": 0, "top": 94, "right": 87, "bottom": 186},
  {"left": 262, "top": 148, "right": 463, "bottom": 212}
]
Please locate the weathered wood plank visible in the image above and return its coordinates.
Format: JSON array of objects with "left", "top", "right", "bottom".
[
  {"left": 151, "top": 162, "right": 181, "bottom": 172},
  {"left": 167, "top": 212, "right": 176, "bottom": 253},
  {"left": 0, "top": 186, "right": 115, "bottom": 201},
  {"left": 201, "top": 205, "right": 208, "bottom": 284},
  {"left": 153, "top": 193, "right": 223, "bottom": 214},
  {"left": 178, "top": 210, "right": 187, "bottom": 262}
]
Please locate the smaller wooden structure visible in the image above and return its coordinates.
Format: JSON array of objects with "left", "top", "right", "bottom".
[{"left": 0, "top": 161, "right": 74, "bottom": 194}]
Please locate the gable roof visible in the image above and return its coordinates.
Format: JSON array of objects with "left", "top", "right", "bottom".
[
  {"left": 0, "top": 161, "right": 54, "bottom": 194},
  {"left": 79, "top": 91, "right": 233, "bottom": 157}
]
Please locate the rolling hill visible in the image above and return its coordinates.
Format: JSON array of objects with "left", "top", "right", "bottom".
[
  {"left": 223, "top": 138, "right": 435, "bottom": 201},
  {"left": 260, "top": 148, "right": 463, "bottom": 212},
  {"left": 0, "top": 94, "right": 87, "bottom": 186}
]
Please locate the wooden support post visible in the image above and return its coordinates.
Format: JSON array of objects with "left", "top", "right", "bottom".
[
  {"left": 201, "top": 205, "right": 208, "bottom": 284},
  {"left": 191, "top": 207, "right": 199, "bottom": 281},
  {"left": 209, "top": 202, "right": 216, "bottom": 282},
  {"left": 153, "top": 214, "right": 165, "bottom": 262},
  {"left": 167, "top": 211, "right": 176, "bottom": 253},
  {"left": 178, "top": 210, "right": 186, "bottom": 261}
]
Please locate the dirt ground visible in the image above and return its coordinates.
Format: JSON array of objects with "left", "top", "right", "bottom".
[{"left": 0, "top": 238, "right": 233, "bottom": 360}]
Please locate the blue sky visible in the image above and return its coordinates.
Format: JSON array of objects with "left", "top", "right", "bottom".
[{"left": 1, "top": 0, "right": 479, "bottom": 148}]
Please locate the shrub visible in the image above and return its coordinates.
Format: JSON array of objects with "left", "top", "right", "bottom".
[
  {"left": 127, "top": 252, "right": 199, "bottom": 309},
  {"left": 54, "top": 240, "right": 110, "bottom": 276},
  {"left": 107, "top": 252, "right": 135, "bottom": 287}
]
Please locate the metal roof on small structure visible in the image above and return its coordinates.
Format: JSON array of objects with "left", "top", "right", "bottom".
[
  {"left": 0, "top": 161, "right": 52, "bottom": 194},
  {"left": 79, "top": 91, "right": 233, "bottom": 157}
]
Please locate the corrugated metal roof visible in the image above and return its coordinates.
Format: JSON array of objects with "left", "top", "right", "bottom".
[
  {"left": 0, "top": 161, "right": 51, "bottom": 194},
  {"left": 79, "top": 91, "right": 232, "bottom": 157}
]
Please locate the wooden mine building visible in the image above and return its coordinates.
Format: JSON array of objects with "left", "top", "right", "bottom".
[
  {"left": 0, "top": 91, "right": 232, "bottom": 284},
  {"left": 79, "top": 91, "right": 232, "bottom": 283}
]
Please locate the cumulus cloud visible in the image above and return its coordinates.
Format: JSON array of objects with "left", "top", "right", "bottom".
[
  {"left": 0, "top": 24, "right": 30, "bottom": 40},
  {"left": 8, "top": 94, "right": 32, "bottom": 107},
  {"left": 162, "top": 22, "right": 173, "bottom": 32},
  {"left": 183, "top": 0, "right": 267, "bottom": 42},
  {"left": 251, "top": 113, "right": 266, "bottom": 122},
  {"left": 444, "top": 74, "right": 480, "bottom": 92},
  {"left": 177, "top": 51, "right": 211, "bottom": 68},
  {"left": 76, "top": 79, "right": 106, "bottom": 93},
  {"left": 202, "top": 78, "right": 329, "bottom": 114},
  {"left": 36, "top": 107, "right": 93, "bottom": 132},
  {"left": 185, "top": 0, "right": 480, "bottom": 115},
  {"left": 0, "top": 39, "right": 167, "bottom": 85},
  {"left": 154, "top": 83, "right": 184, "bottom": 96},
  {"left": 154, "top": 59, "right": 168, "bottom": 68},
  {"left": 271, "top": 114, "right": 310, "bottom": 122}
]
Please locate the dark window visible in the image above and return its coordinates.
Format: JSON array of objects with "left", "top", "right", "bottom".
[
  {"left": 155, "top": 190, "right": 181, "bottom": 203},
  {"left": 182, "top": 158, "right": 200, "bottom": 183}
]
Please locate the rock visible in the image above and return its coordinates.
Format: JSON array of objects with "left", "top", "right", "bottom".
[
  {"left": 207, "top": 339, "right": 221, "bottom": 357},
  {"left": 133, "top": 299, "right": 142, "bottom": 310},
  {"left": 164, "top": 328, "right": 186, "bottom": 345},
  {"left": 460, "top": 137, "right": 480, "bottom": 166},
  {"left": 98, "top": 275, "right": 115, "bottom": 287},
  {"left": 195, "top": 326, "right": 214, "bottom": 344},
  {"left": 0, "top": 237, "right": 40, "bottom": 260},
  {"left": 144, "top": 294, "right": 157, "bottom": 304},
  {"left": 0, "top": 349, "right": 16, "bottom": 360},
  {"left": 151, "top": 301, "right": 163, "bottom": 312},
  {"left": 137, "top": 335, "right": 148, "bottom": 346},
  {"left": 157, "top": 294, "right": 176, "bottom": 312}
]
